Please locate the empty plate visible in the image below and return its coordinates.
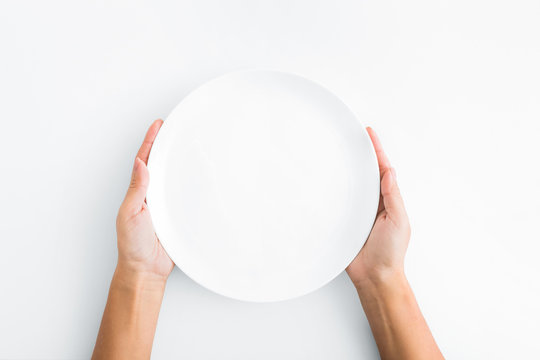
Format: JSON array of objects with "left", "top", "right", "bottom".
[{"left": 147, "top": 70, "right": 379, "bottom": 302}]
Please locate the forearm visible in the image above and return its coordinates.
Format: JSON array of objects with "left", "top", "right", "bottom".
[
  {"left": 356, "top": 271, "right": 444, "bottom": 360},
  {"left": 92, "top": 265, "right": 167, "bottom": 360}
]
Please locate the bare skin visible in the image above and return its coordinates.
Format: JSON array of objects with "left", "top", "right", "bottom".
[
  {"left": 92, "top": 121, "right": 443, "bottom": 360},
  {"left": 92, "top": 120, "right": 173, "bottom": 360},
  {"left": 347, "top": 128, "right": 444, "bottom": 360}
]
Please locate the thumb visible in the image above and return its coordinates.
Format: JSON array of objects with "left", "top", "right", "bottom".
[
  {"left": 381, "top": 167, "right": 407, "bottom": 224},
  {"left": 123, "top": 157, "right": 149, "bottom": 215}
]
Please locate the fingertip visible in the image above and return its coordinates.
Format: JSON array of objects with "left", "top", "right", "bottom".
[
  {"left": 380, "top": 166, "right": 408, "bottom": 223},
  {"left": 366, "top": 126, "right": 378, "bottom": 143},
  {"left": 134, "top": 156, "right": 143, "bottom": 170},
  {"left": 133, "top": 156, "right": 146, "bottom": 172},
  {"left": 137, "top": 120, "right": 164, "bottom": 164},
  {"left": 366, "top": 127, "right": 374, "bottom": 143},
  {"left": 148, "top": 119, "right": 163, "bottom": 139},
  {"left": 367, "top": 127, "right": 391, "bottom": 176},
  {"left": 153, "top": 118, "right": 164, "bottom": 128},
  {"left": 133, "top": 157, "right": 149, "bottom": 182},
  {"left": 366, "top": 127, "right": 382, "bottom": 153}
]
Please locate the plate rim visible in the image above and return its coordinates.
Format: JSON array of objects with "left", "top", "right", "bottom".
[{"left": 147, "top": 69, "right": 380, "bottom": 302}]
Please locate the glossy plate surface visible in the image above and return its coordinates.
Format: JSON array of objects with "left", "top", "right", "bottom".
[{"left": 147, "top": 70, "right": 379, "bottom": 302}]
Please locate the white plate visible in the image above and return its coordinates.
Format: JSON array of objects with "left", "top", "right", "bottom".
[{"left": 147, "top": 70, "right": 379, "bottom": 302}]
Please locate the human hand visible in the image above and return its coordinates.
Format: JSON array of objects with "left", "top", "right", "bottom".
[
  {"left": 92, "top": 120, "right": 173, "bottom": 360},
  {"left": 345, "top": 129, "right": 444, "bottom": 360},
  {"left": 346, "top": 127, "right": 411, "bottom": 289},
  {"left": 115, "top": 119, "right": 174, "bottom": 284}
]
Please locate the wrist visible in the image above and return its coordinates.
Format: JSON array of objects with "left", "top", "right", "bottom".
[
  {"left": 113, "top": 262, "right": 168, "bottom": 294},
  {"left": 355, "top": 268, "right": 408, "bottom": 299}
]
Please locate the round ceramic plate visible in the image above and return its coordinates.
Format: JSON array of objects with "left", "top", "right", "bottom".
[{"left": 147, "top": 70, "right": 379, "bottom": 302}]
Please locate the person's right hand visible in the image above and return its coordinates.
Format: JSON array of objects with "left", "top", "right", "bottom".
[{"left": 346, "top": 127, "right": 411, "bottom": 288}]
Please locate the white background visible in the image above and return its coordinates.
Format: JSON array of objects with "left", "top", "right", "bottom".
[{"left": 1, "top": 0, "right": 539, "bottom": 359}]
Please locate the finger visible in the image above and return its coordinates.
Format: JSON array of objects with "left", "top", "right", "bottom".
[
  {"left": 366, "top": 127, "right": 391, "bottom": 178},
  {"left": 380, "top": 167, "right": 407, "bottom": 223},
  {"left": 367, "top": 127, "right": 391, "bottom": 214},
  {"left": 137, "top": 119, "right": 164, "bottom": 165},
  {"left": 123, "top": 157, "right": 150, "bottom": 215}
]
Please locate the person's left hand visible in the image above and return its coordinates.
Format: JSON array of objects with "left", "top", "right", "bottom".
[{"left": 115, "top": 119, "right": 174, "bottom": 282}]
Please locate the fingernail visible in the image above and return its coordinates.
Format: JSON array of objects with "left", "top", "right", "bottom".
[
  {"left": 391, "top": 167, "right": 396, "bottom": 180},
  {"left": 134, "top": 157, "right": 141, "bottom": 170}
]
